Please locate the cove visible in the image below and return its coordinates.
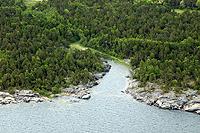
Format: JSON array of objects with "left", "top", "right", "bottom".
[{"left": 0, "top": 61, "right": 200, "bottom": 133}]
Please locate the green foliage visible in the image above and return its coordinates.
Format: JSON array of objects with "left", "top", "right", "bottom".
[
  {"left": 45, "top": 0, "right": 199, "bottom": 91},
  {"left": 0, "top": 0, "right": 104, "bottom": 95},
  {"left": 197, "top": 0, "right": 200, "bottom": 7},
  {"left": 1, "top": 0, "right": 200, "bottom": 94}
]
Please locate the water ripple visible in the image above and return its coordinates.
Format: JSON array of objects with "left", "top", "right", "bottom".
[{"left": 0, "top": 61, "right": 200, "bottom": 133}]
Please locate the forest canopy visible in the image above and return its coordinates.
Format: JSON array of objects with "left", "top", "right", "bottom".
[
  {"left": 47, "top": 0, "right": 200, "bottom": 92},
  {"left": 0, "top": 0, "right": 200, "bottom": 94},
  {"left": 0, "top": 0, "right": 104, "bottom": 96}
]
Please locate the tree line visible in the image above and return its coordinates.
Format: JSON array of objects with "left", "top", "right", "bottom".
[
  {"left": 1, "top": 0, "right": 200, "bottom": 94},
  {"left": 46, "top": 0, "right": 200, "bottom": 92},
  {"left": 0, "top": 0, "right": 104, "bottom": 96}
]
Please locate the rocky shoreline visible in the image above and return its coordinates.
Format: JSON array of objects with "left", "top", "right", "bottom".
[
  {"left": 126, "top": 78, "right": 200, "bottom": 115},
  {"left": 0, "top": 90, "right": 49, "bottom": 105},
  {"left": 62, "top": 60, "right": 111, "bottom": 100},
  {"left": 0, "top": 60, "right": 111, "bottom": 105}
]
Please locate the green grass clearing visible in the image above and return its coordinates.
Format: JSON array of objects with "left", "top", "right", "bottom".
[
  {"left": 174, "top": 8, "right": 200, "bottom": 14},
  {"left": 24, "top": 0, "right": 43, "bottom": 7},
  {"left": 70, "top": 43, "right": 130, "bottom": 67}
]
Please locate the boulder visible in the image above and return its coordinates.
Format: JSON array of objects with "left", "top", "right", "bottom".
[
  {"left": 0, "top": 92, "right": 13, "bottom": 98},
  {"left": 184, "top": 89, "right": 197, "bottom": 97},
  {"left": 1, "top": 97, "right": 15, "bottom": 104},
  {"left": 184, "top": 103, "right": 200, "bottom": 112},
  {"left": 23, "top": 97, "right": 31, "bottom": 103},
  {"left": 0, "top": 97, "right": 3, "bottom": 102},
  {"left": 0, "top": 90, "right": 47, "bottom": 105},
  {"left": 177, "top": 95, "right": 188, "bottom": 105},
  {"left": 156, "top": 99, "right": 171, "bottom": 109},
  {"left": 135, "top": 87, "right": 146, "bottom": 93},
  {"left": 168, "top": 100, "right": 181, "bottom": 110},
  {"left": 17, "top": 90, "right": 39, "bottom": 97},
  {"left": 4, "top": 97, "right": 15, "bottom": 101},
  {"left": 104, "top": 64, "right": 111, "bottom": 72},
  {"left": 64, "top": 88, "right": 75, "bottom": 94},
  {"left": 86, "top": 81, "right": 99, "bottom": 88},
  {"left": 92, "top": 81, "right": 99, "bottom": 86},
  {"left": 19, "top": 90, "right": 33, "bottom": 94},
  {"left": 81, "top": 94, "right": 91, "bottom": 100},
  {"left": 188, "top": 96, "right": 200, "bottom": 104},
  {"left": 127, "top": 80, "right": 139, "bottom": 89},
  {"left": 94, "top": 73, "right": 104, "bottom": 80},
  {"left": 196, "top": 110, "right": 200, "bottom": 114},
  {"left": 30, "top": 97, "right": 44, "bottom": 103},
  {"left": 125, "top": 75, "right": 131, "bottom": 78},
  {"left": 144, "top": 93, "right": 159, "bottom": 105},
  {"left": 159, "top": 91, "right": 176, "bottom": 100},
  {"left": 75, "top": 89, "right": 91, "bottom": 100},
  {"left": 121, "top": 91, "right": 125, "bottom": 93}
]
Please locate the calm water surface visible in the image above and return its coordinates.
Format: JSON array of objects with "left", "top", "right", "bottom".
[{"left": 0, "top": 61, "right": 200, "bottom": 133}]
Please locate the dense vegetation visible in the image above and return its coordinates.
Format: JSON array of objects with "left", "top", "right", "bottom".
[
  {"left": 0, "top": 0, "right": 104, "bottom": 95},
  {"left": 1, "top": 0, "right": 200, "bottom": 94},
  {"left": 46, "top": 0, "right": 200, "bottom": 92}
]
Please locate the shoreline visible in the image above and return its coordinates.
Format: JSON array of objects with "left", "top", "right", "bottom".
[
  {"left": 0, "top": 60, "right": 111, "bottom": 105},
  {"left": 126, "top": 78, "right": 200, "bottom": 115},
  {"left": 57, "top": 60, "right": 111, "bottom": 100}
]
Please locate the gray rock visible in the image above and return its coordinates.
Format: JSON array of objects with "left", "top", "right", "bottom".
[
  {"left": 196, "top": 110, "right": 200, "bottom": 114},
  {"left": 18, "top": 90, "right": 33, "bottom": 94},
  {"left": 168, "top": 100, "right": 181, "bottom": 110},
  {"left": 159, "top": 91, "right": 176, "bottom": 100},
  {"left": 156, "top": 99, "right": 171, "bottom": 109},
  {"left": 0, "top": 92, "right": 13, "bottom": 98},
  {"left": 86, "top": 81, "right": 99, "bottom": 88},
  {"left": 81, "top": 94, "right": 91, "bottom": 100},
  {"left": 0, "top": 97, "right": 3, "bottom": 102},
  {"left": 16, "top": 90, "right": 39, "bottom": 98},
  {"left": 127, "top": 80, "right": 139, "bottom": 89},
  {"left": 121, "top": 91, "right": 125, "bottom": 93},
  {"left": 185, "top": 89, "right": 197, "bottom": 97},
  {"left": 126, "top": 79, "right": 200, "bottom": 114},
  {"left": 94, "top": 73, "right": 104, "bottom": 80},
  {"left": 0, "top": 90, "right": 47, "bottom": 105},
  {"left": 30, "top": 97, "right": 44, "bottom": 103},
  {"left": 63, "top": 87, "right": 76, "bottom": 94},
  {"left": 188, "top": 96, "right": 200, "bottom": 104},
  {"left": 104, "top": 64, "right": 111, "bottom": 72},
  {"left": 151, "top": 91, "right": 162, "bottom": 100},
  {"left": 23, "top": 97, "right": 31, "bottom": 103},
  {"left": 184, "top": 103, "right": 200, "bottom": 112},
  {"left": 1, "top": 97, "right": 15, "bottom": 104}
]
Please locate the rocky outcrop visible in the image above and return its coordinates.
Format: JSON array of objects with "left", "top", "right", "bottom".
[
  {"left": 63, "top": 85, "right": 91, "bottom": 100},
  {"left": 61, "top": 60, "right": 111, "bottom": 100},
  {"left": 0, "top": 90, "right": 47, "bottom": 105},
  {"left": 104, "top": 61, "right": 112, "bottom": 72},
  {"left": 126, "top": 78, "right": 200, "bottom": 115},
  {"left": 81, "top": 94, "right": 91, "bottom": 100},
  {"left": 94, "top": 72, "right": 106, "bottom": 80},
  {"left": 0, "top": 61, "right": 111, "bottom": 105}
]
